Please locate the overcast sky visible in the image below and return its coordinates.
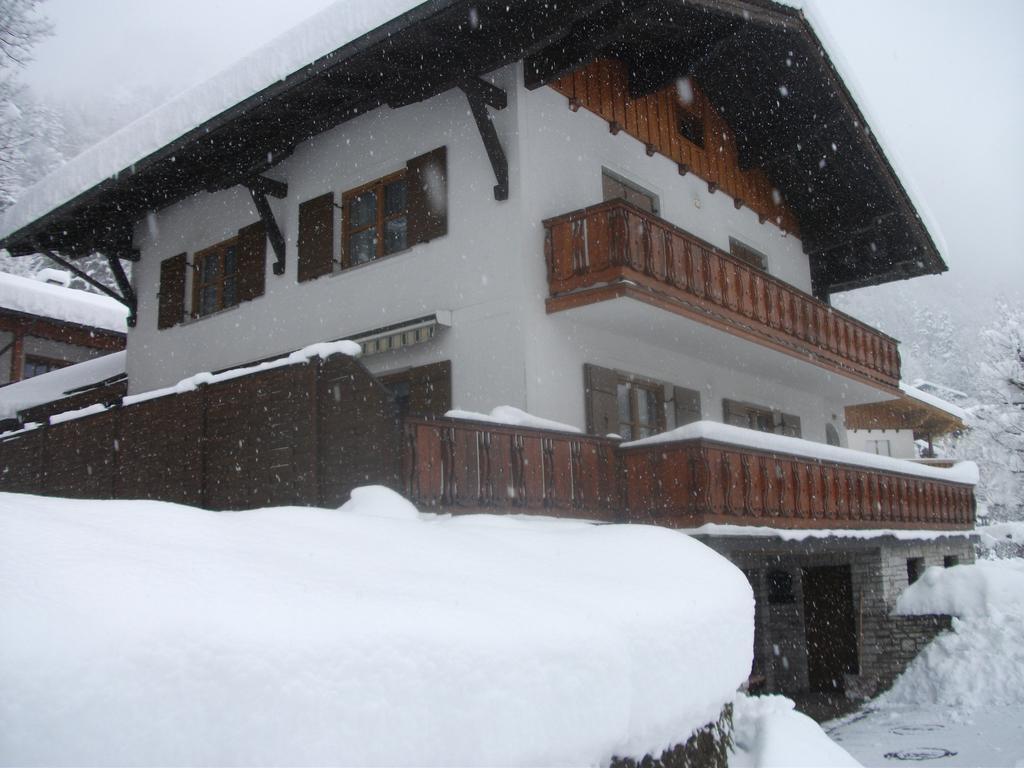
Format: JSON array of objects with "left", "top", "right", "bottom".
[{"left": 20, "top": 0, "right": 1024, "bottom": 315}]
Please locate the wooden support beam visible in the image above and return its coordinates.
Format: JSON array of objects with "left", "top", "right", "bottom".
[
  {"left": 459, "top": 80, "right": 509, "bottom": 201},
  {"left": 245, "top": 175, "right": 288, "bottom": 200},
  {"left": 105, "top": 254, "right": 138, "bottom": 328},
  {"left": 246, "top": 186, "right": 288, "bottom": 275},
  {"left": 458, "top": 76, "right": 507, "bottom": 110},
  {"left": 35, "top": 245, "right": 134, "bottom": 311}
]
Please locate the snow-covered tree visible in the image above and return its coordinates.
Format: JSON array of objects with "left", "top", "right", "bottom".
[{"left": 950, "top": 301, "right": 1024, "bottom": 520}]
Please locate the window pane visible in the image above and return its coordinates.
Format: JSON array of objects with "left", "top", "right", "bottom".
[
  {"left": 201, "top": 254, "right": 220, "bottom": 280},
  {"left": 200, "top": 285, "right": 218, "bottom": 316},
  {"left": 223, "top": 246, "right": 237, "bottom": 276},
  {"left": 222, "top": 276, "right": 237, "bottom": 307},
  {"left": 617, "top": 382, "right": 631, "bottom": 424},
  {"left": 620, "top": 424, "right": 633, "bottom": 441},
  {"left": 384, "top": 179, "right": 407, "bottom": 216},
  {"left": 348, "top": 228, "right": 377, "bottom": 265},
  {"left": 384, "top": 216, "right": 407, "bottom": 255},
  {"left": 638, "top": 387, "right": 658, "bottom": 428},
  {"left": 349, "top": 190, "right": 377, "bottom": 229}
]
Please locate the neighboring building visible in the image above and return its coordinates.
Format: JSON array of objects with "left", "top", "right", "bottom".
[
  {"left": 0, "top": 0, "right": 977, "bottom": 705},
  {"left": 0, "top": 269, "right": 126, "bottom": 386}
]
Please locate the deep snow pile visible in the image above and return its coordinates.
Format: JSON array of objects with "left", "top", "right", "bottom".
[
  {"left": 732, "top": 695, "right": 860, "bottom": 768},
  {"left": 886, "top": 559, "right": 1024, "bottom": 707},
  {"left": 0, "top": 488, "right": 753, "bottom": 766}
]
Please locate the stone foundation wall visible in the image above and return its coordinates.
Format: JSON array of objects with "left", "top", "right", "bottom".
[
  {"left": 610, "top": 704, "right": 733, "bottom": 768},
  {"left": 849, "top": 613, "right": 952, "bottom": 699}
]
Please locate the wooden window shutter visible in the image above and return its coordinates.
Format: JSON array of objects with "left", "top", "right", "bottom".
[
  {"left": 584, "top": 363, "right": 619, "bottom": 436},
  {"left": 297, "top": 192, "right": 335, "bottom": 282},
  {"left": 236, "top": 220, "right": 266, "bottom": 302},
  {"left": 406, "top": 146, "right": 447, "bottom": 246},
  {"left": 408, "top": 360, "right": 452, "bottom": 417},
  {"left": 157, "top": 253, "right": 187, "bottom": 330},
  {"left": 673, "top": 386, "right": 702, "bottom": 427}
]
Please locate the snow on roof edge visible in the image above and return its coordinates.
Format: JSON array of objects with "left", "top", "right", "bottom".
[
  {"left": 0, "top": 0, "right": 428, "bottom": 242},
  {"left": 899, "top": 381, "right": 968, "bottom": 423},
  {"left": 0, "top": 271, "right": 128, "bottom": 332},
  {"left": 0, "top": 350, "right": 126, "bottom": 421}
]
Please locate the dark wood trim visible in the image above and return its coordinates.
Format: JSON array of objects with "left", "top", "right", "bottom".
[
  {"left": 459, "top": 79, "right": 509, "bottom": 201},
  {"left": 245, "top": 185, "right": 287, "bottom": 276}
]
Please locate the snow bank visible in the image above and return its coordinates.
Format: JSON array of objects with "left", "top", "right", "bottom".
[
  {"left": 0, "top": 488, "right": 753, "bottom": 766},
  {"left": 884, "top": 559, "right": 1024, "bottom": 708},
  {"left": 445, "top": 405, "right": 583, "bottom": 433},
  {"left": 0, "top": 350, "right": 125, "bottom": 420},
  {"left": 977, "top": 520, "right": 1024, "bottom": 554},
  {"left": 732, "top": 695, "right": 861, "bottom": 768},
  {"left": 0, "top": 1, "right": 422, "bottom": 241},
  {"left": 684, "top": 523, "right": 973, "bottom": 543},
  {"left": 624, "top": 421, "right": 978, "bottom": 485},
  {"left": 895, "top": 558, "right": 1024, "bottom": 619},
  {"left": 0, "top": 271, "right": 127, "bottom": 331}
]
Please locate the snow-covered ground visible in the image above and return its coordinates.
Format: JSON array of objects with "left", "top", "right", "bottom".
[
  {"left": 0, "top": 487, "right": 753, "bottom": 767},
  {"left": 826, "top": 558, "right": 1024, "bottom": 767}
]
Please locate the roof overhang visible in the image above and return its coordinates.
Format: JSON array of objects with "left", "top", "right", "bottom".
[
  {"left": 845, "top": 392, "right": 966, "bottom": 437},
  {"left": 0, "top": 0, "right": 946, "bottom": 297}
]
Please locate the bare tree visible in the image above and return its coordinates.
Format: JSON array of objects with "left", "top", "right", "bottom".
[{"left": 0, "top": 0, "right": 51, "bottom": 69}]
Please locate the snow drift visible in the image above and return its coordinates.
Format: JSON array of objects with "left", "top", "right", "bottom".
[{"left": 0, "top": 488, "right": 753, "bottom": 766}]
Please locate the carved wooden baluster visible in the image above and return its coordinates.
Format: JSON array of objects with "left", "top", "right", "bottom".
[
  {"left": 510, "top": 433, "right": 526, "bottom": 506},
  {"left": 542, "top": 437, "right": 555, "bottom": 509},
  {"left": 570, "top": 440, "right": 583, "bottom": 509},
  {"left": 440, "top": 426, "right": 456, "bottom": 506},
  {"left": 571, "top": 218, "right": 587, "bottom": 275},
  {"left": 477, "top": 430, "right": 492, "bottom": 506},
  {"left": 721, "top": 452, "right": 734, "bottom": 516}
]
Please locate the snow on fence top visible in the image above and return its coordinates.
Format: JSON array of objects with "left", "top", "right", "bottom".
[
  {"left": 0, "top": 340, "right": 359, "bottom": 430},
  {"left": 0, "top": 0, "right": 421, "bottom": 241},
  {"left": 0, "top": 271, "right": 128, "bottom": 332},
  {"left": 899, "top": 380, "right": 969, "bottom": 423},
  {"left": 445, "top": 406, "right": 583, "bottom": 434},
  {"left": 0, "top": 350, "right": 125, "bottom": 421},
  {"left": 0, "top": 487, "right": 754, "bottom": 765},
  {"left": 623, "top": 420, "right": 979, "bottom": 485}
]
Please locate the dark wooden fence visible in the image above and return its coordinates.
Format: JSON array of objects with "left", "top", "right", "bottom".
[
  {"left": 544, "top": 200, "right": 901, "bottom": 390},
  {"left": 0, "top": 352, "right": 400, "bottom": 510}
]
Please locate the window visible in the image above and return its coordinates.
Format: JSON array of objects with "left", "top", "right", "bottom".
[
  {"left": 825, "top": 423, "right": 841, "bottom": 446},
  {"left": 767, "top": 570, "right": 795, "bottom": 604},
  {"left": 616, "top": 377, "right": 664, "bottom": 440},
  {"left": 907, "top": 557, "right": 925, "bottom": 585},
  {"left": 943, "top": 555, "right": 960, "bottom": 568},
  {"left": 192, "top": 238, "right": 239, "bottom": 317},
  {"left": 865, "top": 439, "right": 892, "bottom": 457},
  {"left": 723, "top": 399, "right": 801, "bottom": 438},
  {"left": 729, "top": 238, "right": 768, "bottom": 271},
  {"left": 602, "top": 170, "right": 658, "bottom": 214},
  {"left": 342, "top": 171, "right": 408, "bottom": 268},
  {"left": 23, "top": 355, "right": 69, "bottom": 379},
  {"left": 675, "top": 99, "right": 705, "bottom": 149}
]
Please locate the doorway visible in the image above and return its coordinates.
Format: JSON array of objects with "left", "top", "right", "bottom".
[{"left": 802, "top": 565, "right": 858, "bottom": 693}]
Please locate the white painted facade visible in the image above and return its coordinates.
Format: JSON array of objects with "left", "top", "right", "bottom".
[
  {"left": 846, "top": 428, "right": 918, "bottom": 460},
  {"left": 128, "top": 63, "right": 893, "bottom": 446}
]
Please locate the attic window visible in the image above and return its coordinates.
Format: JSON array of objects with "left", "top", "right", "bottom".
[{"left": 675, "top": 100, "right": 705, "bottom": 149}]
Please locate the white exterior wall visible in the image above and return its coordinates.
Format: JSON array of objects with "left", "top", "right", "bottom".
[
  {"left": 127, "top": 63, "right": 889, "bottom": 448},
  {"left": 846, "top": 429, "right": 917, "bottom": 459}
]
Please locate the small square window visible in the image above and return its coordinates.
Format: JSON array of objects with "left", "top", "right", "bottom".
[
  {"left": 729, "top": 238, "right": 768, "bottom": 271},
  {"left": 907, "top": 557, "right": 925, "bottom": 585},
  {"left": 943, "top": 555, "right": 960, "bottom": 568},
  {"left": 767, "top": 570, "right": 795, "bottom": 604}
]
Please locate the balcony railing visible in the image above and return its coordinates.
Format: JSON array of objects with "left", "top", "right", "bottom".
[
  {"left": 543, "top": 200, "right": 901, "bottom": 390},
  {"left": 403, "top": 417, "right": 975, "bottom": 531}
]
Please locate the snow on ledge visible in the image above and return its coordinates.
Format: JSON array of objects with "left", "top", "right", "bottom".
[
  {"left": 623, "top": 421, "right": 979, "bottom": 485},
  {"left": 0, "top": 350, "right": 126, "bottom": 421},
  {"left": 0, "top": 487, "right": 754, "bottom": 766},
  {"left": 682, "top": 523, "right": 975, "bottom": 543},
  {"left": 445, "top": 406, "right": 583, "bottom": 434},
  {"left": 0, "top": 271, "right": 128, "bottom": 332}
]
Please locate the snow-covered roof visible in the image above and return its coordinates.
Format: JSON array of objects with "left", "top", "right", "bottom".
[
  {"left": 0, "top": 1, "right": 422, "bottom": 242},
  {"left": 899, "top": 381, "right": 968, "bottom": 423},
  {"left": 623, "top": 420, "right": 978, "bottom": 485},
  {"left": 0, "top": 350, "right": 125, "bottom": 420},
  {"left": 0, "top": 1, "right": 945, "bottom": 295},
  {"left": 0, "top": 271, "right": 128, "bottom": 332}
]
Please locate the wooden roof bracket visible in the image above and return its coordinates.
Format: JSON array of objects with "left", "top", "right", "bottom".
[
  {"left": 243, "top": 176, "right": 288, "bottom": 276},
  {"left": 33, "top": 243, "right": 138, "bottom": 327},
  {"left": 459, "top": 77, "right": 508, "bottom": 201}
]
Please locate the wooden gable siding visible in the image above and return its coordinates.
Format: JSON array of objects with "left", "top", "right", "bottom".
[{"left": 550, "top": 59, "right": 800, "bottom": 235}]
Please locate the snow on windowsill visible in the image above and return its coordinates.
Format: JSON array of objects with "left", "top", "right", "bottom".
[{"left": 623, "top": 421, "right": 979, "bottom": 485}]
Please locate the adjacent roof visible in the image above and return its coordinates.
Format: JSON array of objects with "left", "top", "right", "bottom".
[
  {"left": 845, "top": 380, "right": 967, "bottom": 437},
  {"left": 0, "top": 271, "right": 129, "bottom": 332},
  {"left": 0, "top": 0, "right": 946, "bottom": 295},
  {"left": 0, "top": 350, "right": 126, "bottom": 421}
]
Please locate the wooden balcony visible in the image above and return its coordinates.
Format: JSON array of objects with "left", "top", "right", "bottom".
[
  {"left": 543, "top": 200, "right": 901, "bottom": 391},
  {"left": 403, "top": 417, "right": 975, "bottom": 531}
]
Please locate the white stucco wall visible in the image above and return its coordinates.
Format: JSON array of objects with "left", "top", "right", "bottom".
[
  {"left": 126, "top": 62, "right": 888, "bottom": 447},
  {"left": 845, "top": 428, "right": 917, "bottom": 459}
]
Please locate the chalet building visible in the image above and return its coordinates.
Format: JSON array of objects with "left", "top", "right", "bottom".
[
  {"left": 0, "top": 269, "right": 126, "bottom": 387},
  {"left": 0, "top": 0, "right": 977, "bottom": 710}
]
